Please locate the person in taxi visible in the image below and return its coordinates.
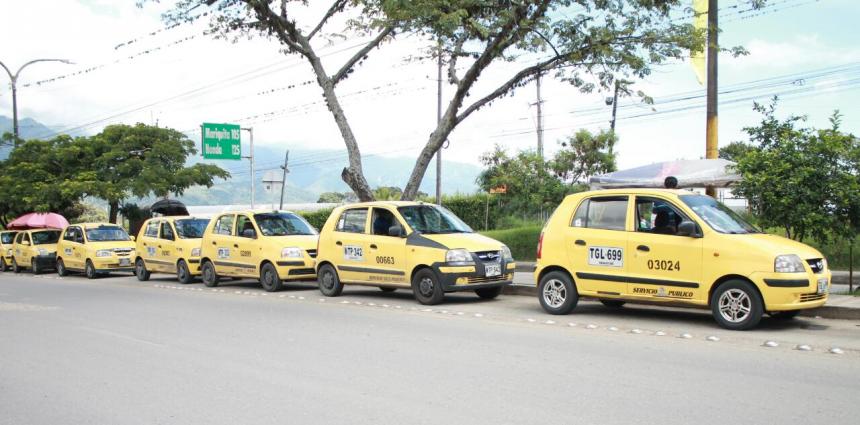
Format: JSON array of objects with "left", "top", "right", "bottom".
[
  {"left": 56, "top": 223, "right": 137, "bottom": 279},
  {"left": 315, "top": 202, "right": 515, "bottom": 305},
  {"left": 1, "top": 230, "right": 18, "bottom": 272},
  {"left": 536, "top": 189, "right": 831, "bottom": 330},
  {"left": 135, "top": 217, "right": 210, "bottom": 284},
  {"left": 198, "top": 211, "right": 318, "bottom": 292},
  {"left": 10, "top": 229, "right": 62, "bottom": 274}
]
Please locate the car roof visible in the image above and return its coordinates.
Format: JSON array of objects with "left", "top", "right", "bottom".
[
  {"left": 145, "top": 216, "right": 209, "bottom": 222},
  {"left": 208, "top": 210, "right": 298, "bottom": 216},
  {"left": 73, "top": 223, "right": 125, "bottom": 229},
  {"left": 570, "top": 188, "right": 697, "bottom": 197},
  {"left": 337, "top": 201, "right": 429, "bottom": 209}
]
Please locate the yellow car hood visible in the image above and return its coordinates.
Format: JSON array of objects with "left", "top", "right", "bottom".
[
  {"left": 737, "top": 233, "right": 824, "bottom": 260},
  {"left": 266, "top": 234, "right": 319, "bottom": 249},
  {"left": 89, "top": 241, "right": 137, "bottom": 251},
  {"left": 419, "top": 232, "right": 504, "bottom": 252}
]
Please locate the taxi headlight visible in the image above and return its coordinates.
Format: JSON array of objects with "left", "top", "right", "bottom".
[
  {"left": 281, "top": 247, "right": 302, "bottom": 258},
  {"left": 191, "top": 248, "right": 201, "bottom": 257},
  {"left": 96, "top": 249, "right": 113, "bottom": 257},
  {"left": 774, "top": 254, "right": 804, "bottom": 273},
  {"left": 445, "top": 249, "right": 473, "bottom": 264},
  {"left": 501, "top": 245, "right": 513, "bottom": 262}
]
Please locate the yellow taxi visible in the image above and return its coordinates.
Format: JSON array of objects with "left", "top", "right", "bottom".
[
  {"left": 134, "top": 216, "right": 210, "bottom": 284},
  {"left": 536, "top": 189, "right": 831, "bottom": 330},
  {"left": 56, "top": 223, "right": 137, "bottom": 279},
  {"left": 198, "top": 210, "right": 318, "bottom": 291},
  {"left": 1, "top": 230, "right": 18, "bottom": 272},
  {"left": 10, "top": 229, "right": 62, "bottom": 274},
  {"left": 315, "top": 201, "right": 515, "bottom": 305}
]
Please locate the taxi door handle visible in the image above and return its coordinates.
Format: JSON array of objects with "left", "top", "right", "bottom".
[
  {"left": 575, "top": 240, "right": 586, "bottom": 246},
  {"left": 335, "top": 241, "right": 343, "bottom": 246},
  {"left": 370, "top": 244, "right": 378, "bottom": 249},
  {"left": 158, "top": 245, "right": 162, "bottom": 248},
  {"left": 211, "top": 241, "right": 216, "bottom": 245},
  {"left": 233, "top": 244, "right": 239, "bottom": 248},
  {"left": 637, "top": 245, "right": 650, "bottom": 252}
]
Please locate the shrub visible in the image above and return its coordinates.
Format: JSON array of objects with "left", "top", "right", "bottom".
[
  {"left": 480, "top": 225, "right": 542, "bottom": 262},
  {"left": 298, "top": 208, "right": 334, "bottom": 231}
]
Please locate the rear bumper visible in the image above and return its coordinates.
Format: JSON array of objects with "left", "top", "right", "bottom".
[{"left": 751, "top": 271, "right": 831, "bottom": 311}]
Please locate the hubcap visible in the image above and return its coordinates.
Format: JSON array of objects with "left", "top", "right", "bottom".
[
  {"left": 543, "top": 279, "right": 567, "bottom": 308},
  {"left": 419, "top": 277, "right": 434, "bottom": 296},
  {"left": 179, "top": 264, "right": 186, "bottom": 279},
  {"left": 718, "top": 289, "right": 752, "bottom": 323},
  {"left": 322, "top": 272, "right": 334, "bottom": 290},
  {"left": 137, "top": 261, "right": 144, "bottom": 275},
  {"left": 204, "top": 265, "right": 213, "bottom": 282}
]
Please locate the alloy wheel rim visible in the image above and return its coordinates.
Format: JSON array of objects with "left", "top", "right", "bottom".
[
  {"left": 322, "top": 272, "right": 334, "bottom": 290},
  {"left": 203, "top": 265, "right": 213, "bottom": 282},
  {"left": 178, "top": 264, "right": 187, "bottom": 280},
  {"left": 543, "top": 279, "right": 567, "bottom": 308},
  {"left": 718, "top": 289, "right": 752, "bottom": 323},
  {"left": 419, "top": 277, "right": 434, "bottom": 297},
  {"left": 137, "top": 261, "right": 145, "bottom": 276}
]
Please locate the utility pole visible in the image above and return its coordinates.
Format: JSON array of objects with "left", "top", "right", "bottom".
[
  {"left": 535, "top": 71, "right": 544, "bottom": 160},
  {"left": 279, "top": 150, "right": 289, "bottom": 210},
  {"left": 705, "top": 0, "right": 719, "bottom": 197},
  {"left": 241, "top": 127, "right": 255, "bottom": 209},
  {"left": 0, "top": 58, "right": 73, "bottom": 145},
  {"left": 609, "top": 80, "right": 620, "bottom": 157},
  {"left": 435, "top": 42, "right": 443, "bottom": 205}
]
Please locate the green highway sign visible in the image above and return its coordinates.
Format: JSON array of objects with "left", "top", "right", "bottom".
[{"left": 201, "top": 123, "right": 241, "bottom": 160}]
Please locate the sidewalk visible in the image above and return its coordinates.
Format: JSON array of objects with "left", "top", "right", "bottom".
[{"left": 506, "top": 262, "right": 860, "bottom": 320}]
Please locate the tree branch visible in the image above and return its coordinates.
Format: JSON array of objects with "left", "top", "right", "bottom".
[
  {"left": 308, "top": 0, "right": 348, "bottom": 40},
  {"left": 447, "top": 37, "right": 466, "bottom": 85},
  {"left": 331, "top": 26, "right": 394, "bottom": 85},
  {"left": 245, "top": 0, "right": 308, "bottom": 55}
]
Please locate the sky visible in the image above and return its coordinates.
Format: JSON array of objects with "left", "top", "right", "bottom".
[{"left": 1, "top": 0, "right": 858, "bottom": 187}]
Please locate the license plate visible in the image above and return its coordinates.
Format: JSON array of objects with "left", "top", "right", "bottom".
[
  {"left": 587, "top": 246, "right": 624, "bottom": 267},
  {"left": 119, "top": 258, "right": 131, "bottom": 267},
  {"left": 817, "top": 278, "right": 828, "bottom": 295},
  {"left": 485, "top": 263, "right": 501, "bottom": 277}
]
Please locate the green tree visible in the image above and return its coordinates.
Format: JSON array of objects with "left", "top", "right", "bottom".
[
  {"left": 157, "top": 0, "right": 709, "bottom": 201},
  {"left": 477, "top": 145, "right": 567, "bottom": 218},
  {"left": 87, "top": 124, "right": 230, "bottom": 223},
  {"left": 550, "top": 129, "right": 617, "bottom": 184},
  {"left": 718, "top": 141, "right": 758, "bottom": 163},
  {"left": 317, "top": 192, "right": 351, "bottom": 203}
]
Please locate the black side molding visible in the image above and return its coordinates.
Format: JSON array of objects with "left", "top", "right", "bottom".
[
  {"left": 575, "top": 272, "right": 699, "bottom": 289},
  {"left": 764, "top": 279, "right": 810, "bottom": 288}
]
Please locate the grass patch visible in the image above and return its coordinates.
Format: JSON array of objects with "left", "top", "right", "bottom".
[{"left": 480, "top": 225, "right": 542, "bottom": 262}]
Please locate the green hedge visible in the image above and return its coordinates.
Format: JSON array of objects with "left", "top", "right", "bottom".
[
  {"left": 480, "top": 225, "right": 542, "bottom": 262},
  {"left": 437, "top": 194, "right": 501, "bottom": 231},
  {"left": 298, "top": 208, "right": 334, "bottom": 231}
]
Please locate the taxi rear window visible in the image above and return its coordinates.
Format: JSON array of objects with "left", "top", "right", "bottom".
[{"left": 571, "top": 196, "right": 628, "bottom": 231}]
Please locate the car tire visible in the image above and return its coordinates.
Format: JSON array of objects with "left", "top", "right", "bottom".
[
  {"left": 317, "top": 264, "right": 343, "bottom": 297},
  {"left": 538, "top": 271, "right": 578, "bottom": 315},
  {"left": 31, "top": 259, "right": 41, "bottom": 275},
  {"left": 412, "top": 268, "right": 444, "bottom": 305},
  {"left": 260, "top": 263, "right": 283, "bottom": 292},
  {"left": 201, "top": 261, "right": 219, "bottom": 287},
  {"left": 710, "top": 279, "right": 763, "bottom": 331},
  {"left": 379, "top": 286, "right": 397, "bottom": 293},
  {"left": 0, "top": 258, "right": 7, "bottom": 272},
  {"left": 12, "top": 258, "right": 21, "bottom": 274},
  {"left": 56, "top": 258, "right": 69, "bottom": 276},
  {"left": 135, "top": 258, "right": 150, "bottom": 282},
  {"left": 475, "top": 286, "right": 502, "bottom": 299},
  {"left": 85, "top": 260, "right": 98, "bottom": 279},
  {"left": 176, "top": 260, "right": 193, "bottom": 284},
  {"left": 770, "top": 310, "right": 800, "bottom": 320},
  {"left": 600, "top": 300, "right": 626, "bottom": 308}
]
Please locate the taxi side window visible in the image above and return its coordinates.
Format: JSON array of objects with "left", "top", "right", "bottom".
[
  {"left": 160, "top": 222, "right": 175, "bottom": 241},
  {"left": 336, "top": 208, "right": 368, "bottom": 234},
  {"left": 213, "top": 215, "right": 234, "bottom": 235},
  {"left": 22, "top": 233, "right": 31, "bottom": 244},
  {"left": 144, "top": 221, "right": 159, "bottom": 238},
  {"left": 370, "top": 208, "right": 400, "bottom": 236},
  {"left": 74, "top": 228, "right": 85, "bottom": 244},
  {"left": 15, "top": 233, "right": 24, "bottom": 244},
  {"left": 63, "top": 228, "right": 75, "bottom": 242},
  {"left": 570, "top": 196, "right": 628, "bottom": 231},
  {"left": 236, "top": 215, "right": 256, "bottom": 238},
  {"left": 636, "top": 197, "right": 689, "bottom": 236}
]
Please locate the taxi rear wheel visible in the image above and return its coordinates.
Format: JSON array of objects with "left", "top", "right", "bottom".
[
  {"left": 0, "top": 258, "right": 7, "bottom": 272},
  {"left": 201, "top": 261, "right": 219, "bottom": 287},
  {"left": 56, "top": 258, "right": 69, "bottom": 276},
  {"left": 85, "top": 260, "right": 98, "bottom": 279},
  {"left": 538, "top": 271, "right": 578, "bottom": 315},
  {"left": 318, "top": 264, "right": 343, "bottom": 297},
  {"left": 135, "top": 258, "right": 150, "bottom": 282},
  {"left": 475, "top": 286, "right": 502, "bottom": 299},
  {"left": 176, "top": 260, "right": 193, "bottom": 284},
  {"left": 412, "top": 268, "right": 444, "bottom": 305},
  {"left": 12, "top": 258, "right": 21, "bottom": 273},
  {"left": 260, "top": 263, "right": 283, "bottom": 292},
  {"left": 710, "top": 280, "right": 763, "bottom": 331}
]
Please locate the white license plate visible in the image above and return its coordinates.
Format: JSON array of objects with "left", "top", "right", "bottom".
[
  {"left": 587, "top": 246, "right": 624, "bottom": 267},
  {"left": 817, "top": 278, "right": 828, "bottom": 295},
  {"left": 119, "top": 258, "right": 131, "bottom": 267},
  {"left": 484, "top": 263, "right": 501, "bottom": 277}
]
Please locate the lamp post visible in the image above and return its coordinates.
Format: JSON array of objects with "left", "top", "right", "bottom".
[{"left": 0, "top": 58, "right": 74, "bottom": 145}]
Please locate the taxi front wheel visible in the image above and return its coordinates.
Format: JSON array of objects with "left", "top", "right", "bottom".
[
  {"left": 412, "top": 268, "right": 444, "bottom": 305},
  {"left": 85, "top": 260, "right": 98, "bottom": 279},
  {"left": 57, "top": 259, "right": 69, "bottom": 277},
  {"left": 318, "top": 264, "right": 343, "bottom": 297},
  {"left": 710, "top": 280, "right": 763, "bottom": 331},
  {"left": 260, "top": 263, "right": 284, "bottom": 292},
  {"left": 136, "top": 258, "right": 151, "bottom": 281},
  {"left": 538, "top": 271, "right": 578, "bottom": 315},
  {"left": 177, "top": 260, "right": 193, "bottom": 284},
  {"left": 31, "top": 259, "right": 42, "bottom": 275},
  {"left": 201, "top": 261, "right": 220, "bottom": 288},
  {"left": 11, "top": 258, "right": 21, "bottom": 274}
]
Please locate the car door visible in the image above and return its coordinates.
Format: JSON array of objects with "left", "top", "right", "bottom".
[
  {"left": 158, "top": 221, "right": 178, "bottom": 273},
  {"left": 332, "top": 207, "right": 371, "bottom": 283},
  {"left": 13, "top": 232, "right": 28, "bottom": 266},
  {"left": 140, "top": 220, "right": 163, "bottom": 271},
  {"left": 564, "top": 195, "right": 630, "bottom": 296},
  {"left": 233, "top": 214, "right": 259, "bottom": 277},
  {"left": 60, "top": 227, "right": 81, "bottom": 269},
  {"left": 209, "top": 214, "right": 237, "bottom": 276},
  {"left": 366, "top": 207, "right": 408, "bottom": 285},
  {"left": 626, "top": 196, "right": 704, "bottom": 302}
]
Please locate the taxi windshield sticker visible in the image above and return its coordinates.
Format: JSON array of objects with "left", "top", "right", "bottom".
[
  {"left": 588, "top": 246, "right": 623, "bottom": 267},
  {"left": 344, "top": 245, "right": 363, "bottom": 261}
]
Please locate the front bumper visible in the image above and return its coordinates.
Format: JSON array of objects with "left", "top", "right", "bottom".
[
  {"left": 187, "top": 258, "right": 202, "bottom": 275},
  {"left": 33, "top": 254, "right": 57, "bottom": 270},
  {"left": 275, "top": 259, "right": 317, "bottom": 280},
  {"left": 433, "top": 261, "right": 516, "bottom": 292},
  {"left": 92, "top": 255, "right": 135, "bottom": 273},
  {"left": 751, "top": 270, "right": 831, "bottom": 311}
]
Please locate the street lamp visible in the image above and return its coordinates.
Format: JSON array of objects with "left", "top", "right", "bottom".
[{"left": 0, "top": 58, "right": 74, "bottom": 146}]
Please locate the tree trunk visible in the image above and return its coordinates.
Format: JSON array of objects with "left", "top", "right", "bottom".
[
  {"left": 402, "top": 113, "right": 458, "bottom": 200},
  {"left": 109, "top": 201, "right": 119, "bottom": 224}
]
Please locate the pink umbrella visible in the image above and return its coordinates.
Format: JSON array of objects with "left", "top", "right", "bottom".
[{"left": 6, "top": 213, "right": 70, "bottom": 230}]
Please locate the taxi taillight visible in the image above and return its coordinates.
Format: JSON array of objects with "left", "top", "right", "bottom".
[{"left": 537, "top": 232, "right": 544, "bottom": 259}]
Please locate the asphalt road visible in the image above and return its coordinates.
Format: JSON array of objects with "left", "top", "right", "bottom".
[{"left": 1, "top": 272, "right": 859, "bottom": 425}]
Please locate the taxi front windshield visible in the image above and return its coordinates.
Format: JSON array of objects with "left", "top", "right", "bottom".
[
  {"left": 32, "top": 230, "right": 61, "bottom": 245},
  {"left": 1, "top": 232, "right": 15, "bottom": 244},
  {"left": 680, "top": 195, "right": 760, "bottom": 234},
  {"left": 86, "top": 226, "right": 131, "bottom": 242},
  {"left": 397, "top": 205, "right": 473, "bottom": 234},
  {"left": 253, "top": 213, "right": 317, "bottom": 236},
  {"left": 175, "top": 219, "right": 209, "bottom": 239}
]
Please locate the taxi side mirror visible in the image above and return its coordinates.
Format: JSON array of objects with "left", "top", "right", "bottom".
[
  {"left": 388, "top": 224, "right": 405, "bottom": 237},
  {"left": 130, "top": 236, "right": 136, "bottom": 242},
  {"left": 677, "top": 221, "right": 701, "bottom": 238}
]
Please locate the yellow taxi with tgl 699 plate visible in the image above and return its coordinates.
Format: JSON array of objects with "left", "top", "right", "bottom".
[
  {"left": 535, "top": 189, "right": 830, "bottom": 330},
  {"left": 56, "top": 223, "right": 137, "bottom": 279},
  {"left": 315, "top": 201, "right": 516, "bottom": 305},
  {"left": 134, "top": 216, "right": 210, "bottom": 284},
  {"left": 198, "top": 210, "right": 318, "bottom": 291}
]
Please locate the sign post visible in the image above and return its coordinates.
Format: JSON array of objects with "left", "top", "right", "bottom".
[{"left": 201, "top": 123, "right": 254, "bottom": 209}]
